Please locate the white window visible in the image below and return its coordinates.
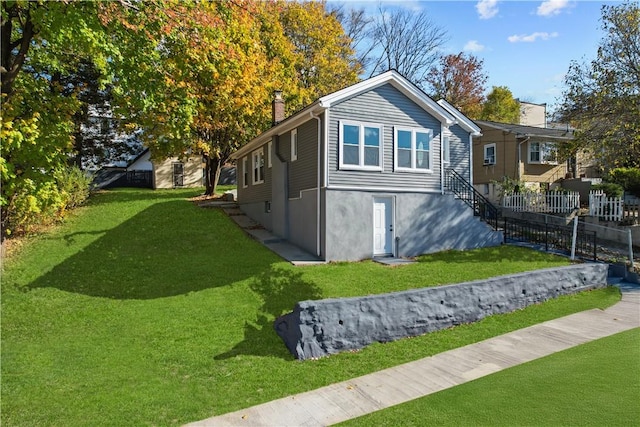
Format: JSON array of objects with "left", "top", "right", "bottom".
[
  {"left": 267, "top": 141, "right": 272, "bottom": 168},
  {"left": 339, "top": 120, "right": 383, "bottom": 170},
  {"left": 252, "top": 148, "right": 264, "bottom": 185},
  {"left": 528, "top": 141, "right": 558, "bottom": 164},
  {"left": 483, "top": 143, "right": 496, "bottom": 165},
  {"left": 442, "top": 136, "right": 450, "bottom": 165},
  {"left": 291, "top": 128, "right": 298, "bottom": 161},
  {"left": 242, "top": 157, "right": 248, "bottom": 188},
  {"left": 394, "top": 127, "right": 433, "bottom": 172}
]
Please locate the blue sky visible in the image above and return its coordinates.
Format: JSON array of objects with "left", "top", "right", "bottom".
[{"left": 328, "top": 0, "right": 622, "bottom": 111}]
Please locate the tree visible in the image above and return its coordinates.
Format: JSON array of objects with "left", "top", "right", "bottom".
[
  {"left": 331, "top": 5, "right": 374, "bottom": 73},
  {"left": 557, "top": 1, "right": 640, "bottom": 169},
  {"left": 1, "top": 1, "right": 122, "bottom": 237},
  {"left": 480, "top": 86, "right": 520, "bottom": 123},
  {"left": 366, "top": 6, "right": 448, "bottom": 86},
  {"left": 279, "top": 0, "right": 361, "bottom": 108},
  {"left": 425, "top": 53, "right": 487, "bottom": 119}
]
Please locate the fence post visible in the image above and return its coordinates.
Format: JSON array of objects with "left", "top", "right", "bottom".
[
  {"left": 570, "top": 216, "right": 579, "bottom": 261},
  {"left": 629, "top": 229, "right": 635, "bottom": 269}
]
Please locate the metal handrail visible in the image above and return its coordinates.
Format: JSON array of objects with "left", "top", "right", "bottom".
[{"left": 445, "top": 169, "right": 500, "bottom": 230}]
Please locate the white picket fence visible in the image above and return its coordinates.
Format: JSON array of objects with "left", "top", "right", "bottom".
[
  {"left": 502, "top": 191, "right": 580, "bottom": 214},
  {"left": 589, "top": 190, "right": 634, "bottom": 222}
]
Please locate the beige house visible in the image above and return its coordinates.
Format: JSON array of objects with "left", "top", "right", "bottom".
[
  {"left": 128, "top": 148, "right": 204, "bottom": 189},
  {"left": 473, "top": 120, "right": 574, "bottom": 202}
]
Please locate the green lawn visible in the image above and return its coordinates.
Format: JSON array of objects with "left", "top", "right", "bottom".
[
  {"left": 340, "top": 328, "right": 640, "bottom": 427},
  {"left": 1, "top": 188, "right": 621, "bottom": 426}
]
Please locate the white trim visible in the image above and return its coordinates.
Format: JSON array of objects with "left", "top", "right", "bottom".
[
  {"left": 291, "top": 128, "right": 298, "bottom": 161},
  {"left": 437, "top": 99, "right": 482, "bottom": 136},
  {"left": 528, "top": 140, "right": 558, "bottom": 164},
  {"left": 339, "top": 120, "right": 383, "bottom": 171},
  {"left": 483, "top": 143, "right": 496, "bottom": 165},
  {"left": 324, "top": 110, "right": 330, "bottom": 188},
  {"left": 242, "top": 157, "right": 248, "bottom": 188},
  {"left": 251, "top": 148, "right": 264, "bottom": 185},
  {"left": 393, "top": 126, "right": 433, "bottom": 173},
  {"left": 327, "top": 184, "right": 442, "bottom": 194},
  {"left": 267, "top": 141, "right": 272, "bottom": 168}
]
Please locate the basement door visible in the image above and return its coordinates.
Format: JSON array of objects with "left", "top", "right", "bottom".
[{"left": 373, "top": 197, "right": 394, "bottom": 257}]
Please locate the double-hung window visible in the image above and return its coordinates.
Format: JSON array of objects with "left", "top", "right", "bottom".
[
  {"left": 483, "top": 143, "right": 496, "bottom": 165},
  {"left": 528, "top": 141, "right": 558, "bottom": 164},
  {"left": 291, "top": 129, "right": 298, "bottom": 161},
  {"left": 394, "top": 127, "right": 432, "bottom": 172},
  {"left": 252, "top": 148, "right": 264, "bottom": 185},
  {"left": 242, "top": 157, "right": 248, "bottom": 188},
  {"left": 339, "top": 121, "right": 383, "bottom": 170}
]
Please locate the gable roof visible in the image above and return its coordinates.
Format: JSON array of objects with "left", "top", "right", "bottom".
[
  {"left": 475, "top": 120, "right": 574, "bottom": 140},
  {"left": 231, "top": 70, "right": 458, "bottom": 160},
  {"left": 437, "top": 99, "right": 482, "bottom": 136}
]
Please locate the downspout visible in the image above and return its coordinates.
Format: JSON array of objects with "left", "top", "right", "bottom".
[
  {"left": 311, "top": 111, "right": 322, "bottom": 257},
  {"left": 516, "top": 136, "right": 530, "bottom": 181}
]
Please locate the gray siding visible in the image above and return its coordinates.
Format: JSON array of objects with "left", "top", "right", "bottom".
[
  {"left": 236, "top": 142, "right": 272, "bottom": 204},
  {"left": 328, "top": 84, "right": 443, "bottom": 191},
  {"left": 447, "top": 124, "right": 471, "bottom": 182},
  {"left": 289, "top": 119, "right": 320, "bottom": 198}
]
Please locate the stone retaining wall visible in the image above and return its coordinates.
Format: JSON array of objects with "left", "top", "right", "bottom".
[{"left": 274, "top": 264, "right": 608, "bottom": 360}]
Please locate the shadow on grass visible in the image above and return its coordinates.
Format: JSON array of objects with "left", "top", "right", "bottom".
[
  {"left": 27, "top": 200, "right": 277, "bottom": 299},
  {"left": 215, "top": 266, "right": 322, "bottom": 360}
]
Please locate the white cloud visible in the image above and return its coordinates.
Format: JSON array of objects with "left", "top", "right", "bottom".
[
  {"left": 464, "top": 40, "right": 485, "bottom": 52},
  {"left": 508, "top": 32, "right": 559, "bottom": 43},
  {"left": 476, "top": 0, "right": 499, "bottom": 20},
  {"left": 537, "top": 0, "right": 570, "bottom": 17}
]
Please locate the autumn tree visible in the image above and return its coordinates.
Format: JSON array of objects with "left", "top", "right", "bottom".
[
  {"left": 425, "top": 53, "right": 487, "bottom": 119},
  {"left": 278, "top": 0, "right": 361, "bottom": 109},
  {"left": 1, "top": 1, "right": 122, "bottom": 236},
  {"left": 479, "top": 86, "right": 520, "bottom": 123},
  {"left": 557, "top": 1, "right": 640, "bottom": 169}
]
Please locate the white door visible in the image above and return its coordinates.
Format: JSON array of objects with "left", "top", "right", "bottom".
[{"left": 373, "top": 197, "right": 393, "bottom": 256}]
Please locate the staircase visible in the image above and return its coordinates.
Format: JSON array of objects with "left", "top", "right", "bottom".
[{"left": 445, "top": 169, "right": 500, "bottom": 230}]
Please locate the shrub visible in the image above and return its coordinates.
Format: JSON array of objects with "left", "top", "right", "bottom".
[
  {"left": 592, "top": 182, "right": 623, "bottom": 198},
  {"left": 606, "top": 167, "right": 640, "bottom": 197},
  {"left": 55, "top": 166, "right": 93, "bottom": 210},
  {"left": 1, "top": 166, "right": 92, "bottom": 238}
]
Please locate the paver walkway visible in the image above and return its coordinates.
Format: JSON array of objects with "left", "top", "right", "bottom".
[{"left": 185, "top": 284, "right": 640, "bottom": 427}]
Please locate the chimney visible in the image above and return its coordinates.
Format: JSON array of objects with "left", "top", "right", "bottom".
[{"left": 272, "top": 90, "right": 285, "bottom": 126}]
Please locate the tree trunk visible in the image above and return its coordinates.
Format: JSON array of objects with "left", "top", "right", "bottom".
[{"left": 204, "top": 154, "right": 224, "bottom": 196}]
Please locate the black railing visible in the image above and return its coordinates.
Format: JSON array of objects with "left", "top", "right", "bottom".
[
  {"left": 503, "top": 217, "right": 598, "bottom": 261},
  {"left": 445, "top": 169, "right": 500, "bottom": 230}
]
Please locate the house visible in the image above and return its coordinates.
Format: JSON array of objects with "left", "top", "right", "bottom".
[
  {"left": 230, "top": 70, "right": 502, "bottom": 262},
  {"left": 95, "top": 148, "right": 204, "bottom": 189},
  {"left": 473, "top": 120, "right": 575, "bottom": 202},
  {"left": 518, "top": 100, "right": 547, "bottom": 128},
  {"left": 127, "top": 148, "right": 204, "bottom": 189}
]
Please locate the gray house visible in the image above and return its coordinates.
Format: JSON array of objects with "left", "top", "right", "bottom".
[{"left": 230, "top": 70, "right": 502, "bottom": 261}]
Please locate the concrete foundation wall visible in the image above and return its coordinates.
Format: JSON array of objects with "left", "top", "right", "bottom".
[
  {"left": 240, "top": 201, "right": 272, "bottom": 231},
  {"left": 289, "top": 189, "right": 318, "bottom": 256},
  {"left": 324, "top": 190, "right": 502, "bottom": 262},
  {"left": 274, "top": 264, "right": 608, "bottom": 360}
]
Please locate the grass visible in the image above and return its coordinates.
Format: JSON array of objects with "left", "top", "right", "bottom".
[
  {"left": 1, "top": 188, "right": 622, "bottom": 426},
  {"left": 339, "top": 328, "right": 640, "bottom": 426}
]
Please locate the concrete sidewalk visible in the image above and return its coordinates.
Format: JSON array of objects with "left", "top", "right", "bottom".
[{"left": 186, "top": 284, "right": 640, "bottom": 427}]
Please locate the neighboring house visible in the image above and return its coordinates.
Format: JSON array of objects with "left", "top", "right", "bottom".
[
  {"left": 518, "top": 100, "right": 547, "bottom": 128},
  {"left": 95, "top": 148, "right": 204, "bottom": 189},
  {"left": 473, "top": 120, "right": 575, "bottom": 202},
  {"left": 230, "top": 70, "right": 502, "bottom": 262},
  {"left": 127, "top": 148, "right": 204, "bottom": 189}
]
